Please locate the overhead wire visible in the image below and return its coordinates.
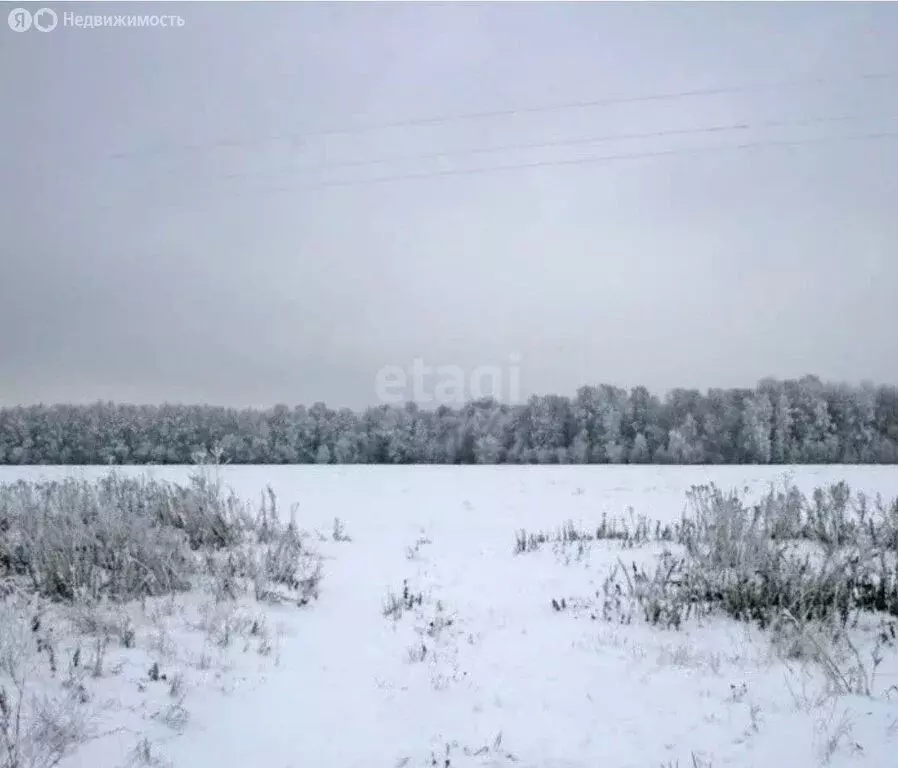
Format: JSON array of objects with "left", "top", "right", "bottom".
[
  {"left": 106, "top": 70, "right": 898, "bottom": 160},
  {"left": 214, "top": 111, "right": 898, "bottom": 181},
  {"left": 97, "top": 127, "right": 898, "bottom": 209}
]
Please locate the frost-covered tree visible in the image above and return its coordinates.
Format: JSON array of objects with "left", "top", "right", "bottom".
[
  {"left": 596, "top": 385, "right": 629, "bottom": 463},
  {"left": 569, "top": 429, "right": 590, "bottom": 464},
  {"left": 315, "top": 444, "right": 331, "bottom": 464},
  {"left": 741, "top": 393, "right": 773, "bottom": 464},
  {"left": 332, "top": 435, "right": 356, "bottom": 464},
  {"left": 771, "top": 391, "right": 794, "bottom": 464},
  {"left": 660, "top": 389, "right": 707, "bottom": 463},
  {"left": 628, "top": 432, "right": 650, "bottom": 464},
  {"left": 1, "top": 375, "right": 897, "bottom": 465},
  {"left": 625, "top": 386, "right": 662, "bottom": 458},
  {"left": 474, "top": 434, "right": 503, "bottom": 464},
  {"left": 662, "top": 414, "right": 703, "bottom": 464}
]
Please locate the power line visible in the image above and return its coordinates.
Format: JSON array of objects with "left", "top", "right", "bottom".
[
  {"left": 108, "top": 71, "right": 898, "bottom": 160},
  {"left": 103, "top": 128, "right": 898, "bottom": 209},
  {"left": 214, "top": 111, "right": 898, "bottom": 182},
  {"left": 272, "top": 130, "right": 898, "bottom": 194}
]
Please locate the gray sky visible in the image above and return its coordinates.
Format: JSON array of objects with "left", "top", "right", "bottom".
[{"left": 2, "top": 1, "right": 897, "bottom": 409}]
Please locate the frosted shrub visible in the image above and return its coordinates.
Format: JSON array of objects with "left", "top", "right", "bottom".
[
  {"left": 252, "top": 523, "right": 322, "bottom": 605},
  {"left": 0, "top": 471, "right": 323, "bottom": 768},
  {"left": 590, "top": 481, "right": 898, "bottom": 634},
  {"left": 0, "top": 471, "right": 320, "bottom": 606},
  {"left": 669, "top": 482, "right": 898, "bottom": 629},
  {"left": 0, "top": 477, "right": 196, "bottom": 602}
]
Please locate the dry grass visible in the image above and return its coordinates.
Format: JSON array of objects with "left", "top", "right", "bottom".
[{"left": 0, "top": 467, "right": 322, "bottom": 768}]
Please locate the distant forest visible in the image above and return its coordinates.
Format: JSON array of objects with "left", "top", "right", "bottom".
[{"left": 1, "top": 376, "right": 897, "bottom": 465}]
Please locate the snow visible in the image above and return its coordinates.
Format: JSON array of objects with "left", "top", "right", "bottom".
[{"left": 2, "top": 464, "right": 897, "bottom": 768}]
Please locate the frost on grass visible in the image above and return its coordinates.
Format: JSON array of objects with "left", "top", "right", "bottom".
[
  {"left": 0, "top": 468, "right": 322, "bottom": 768},
  {"left": 532, "top": 480, "right": 898, "bottom": 699},
  {"left": 0, "top": 594, "right": 102, "bottom": 768},
  {"left": 514, "top": 511, "right": 671, "bottom": 556}
]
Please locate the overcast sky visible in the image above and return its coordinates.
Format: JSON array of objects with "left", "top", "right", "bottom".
[{"left": 2, "top": 1, "right": 897, "bottom": 409}]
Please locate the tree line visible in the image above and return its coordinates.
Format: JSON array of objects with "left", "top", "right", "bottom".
[{"left": 1, "top": 375, "right": 896, "bottom": 465}]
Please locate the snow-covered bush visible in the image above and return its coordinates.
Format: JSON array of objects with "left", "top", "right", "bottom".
[
  {"left": 0, "top": 471, "right": 320, "bottom": 608},
  {"left": 550, "top": 481, "right": 898, "bottom": 646},
  {"left": 673, "top": 482, "right": 898, "bottom": 627},
  {"left": 0, "top": 470, "right": 322, "bottom": 768}
]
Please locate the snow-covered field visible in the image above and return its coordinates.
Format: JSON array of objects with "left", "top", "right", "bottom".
[{"left": 2, "top": 464, "right": 898, "bottom": 768}]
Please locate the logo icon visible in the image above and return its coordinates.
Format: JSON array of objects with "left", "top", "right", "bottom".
[
  {"left": 7, "top": 7, "right": 32, "bottom": 32},
  {"left": 33, "top": 8, "right": 57, "bottom": 32}
]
